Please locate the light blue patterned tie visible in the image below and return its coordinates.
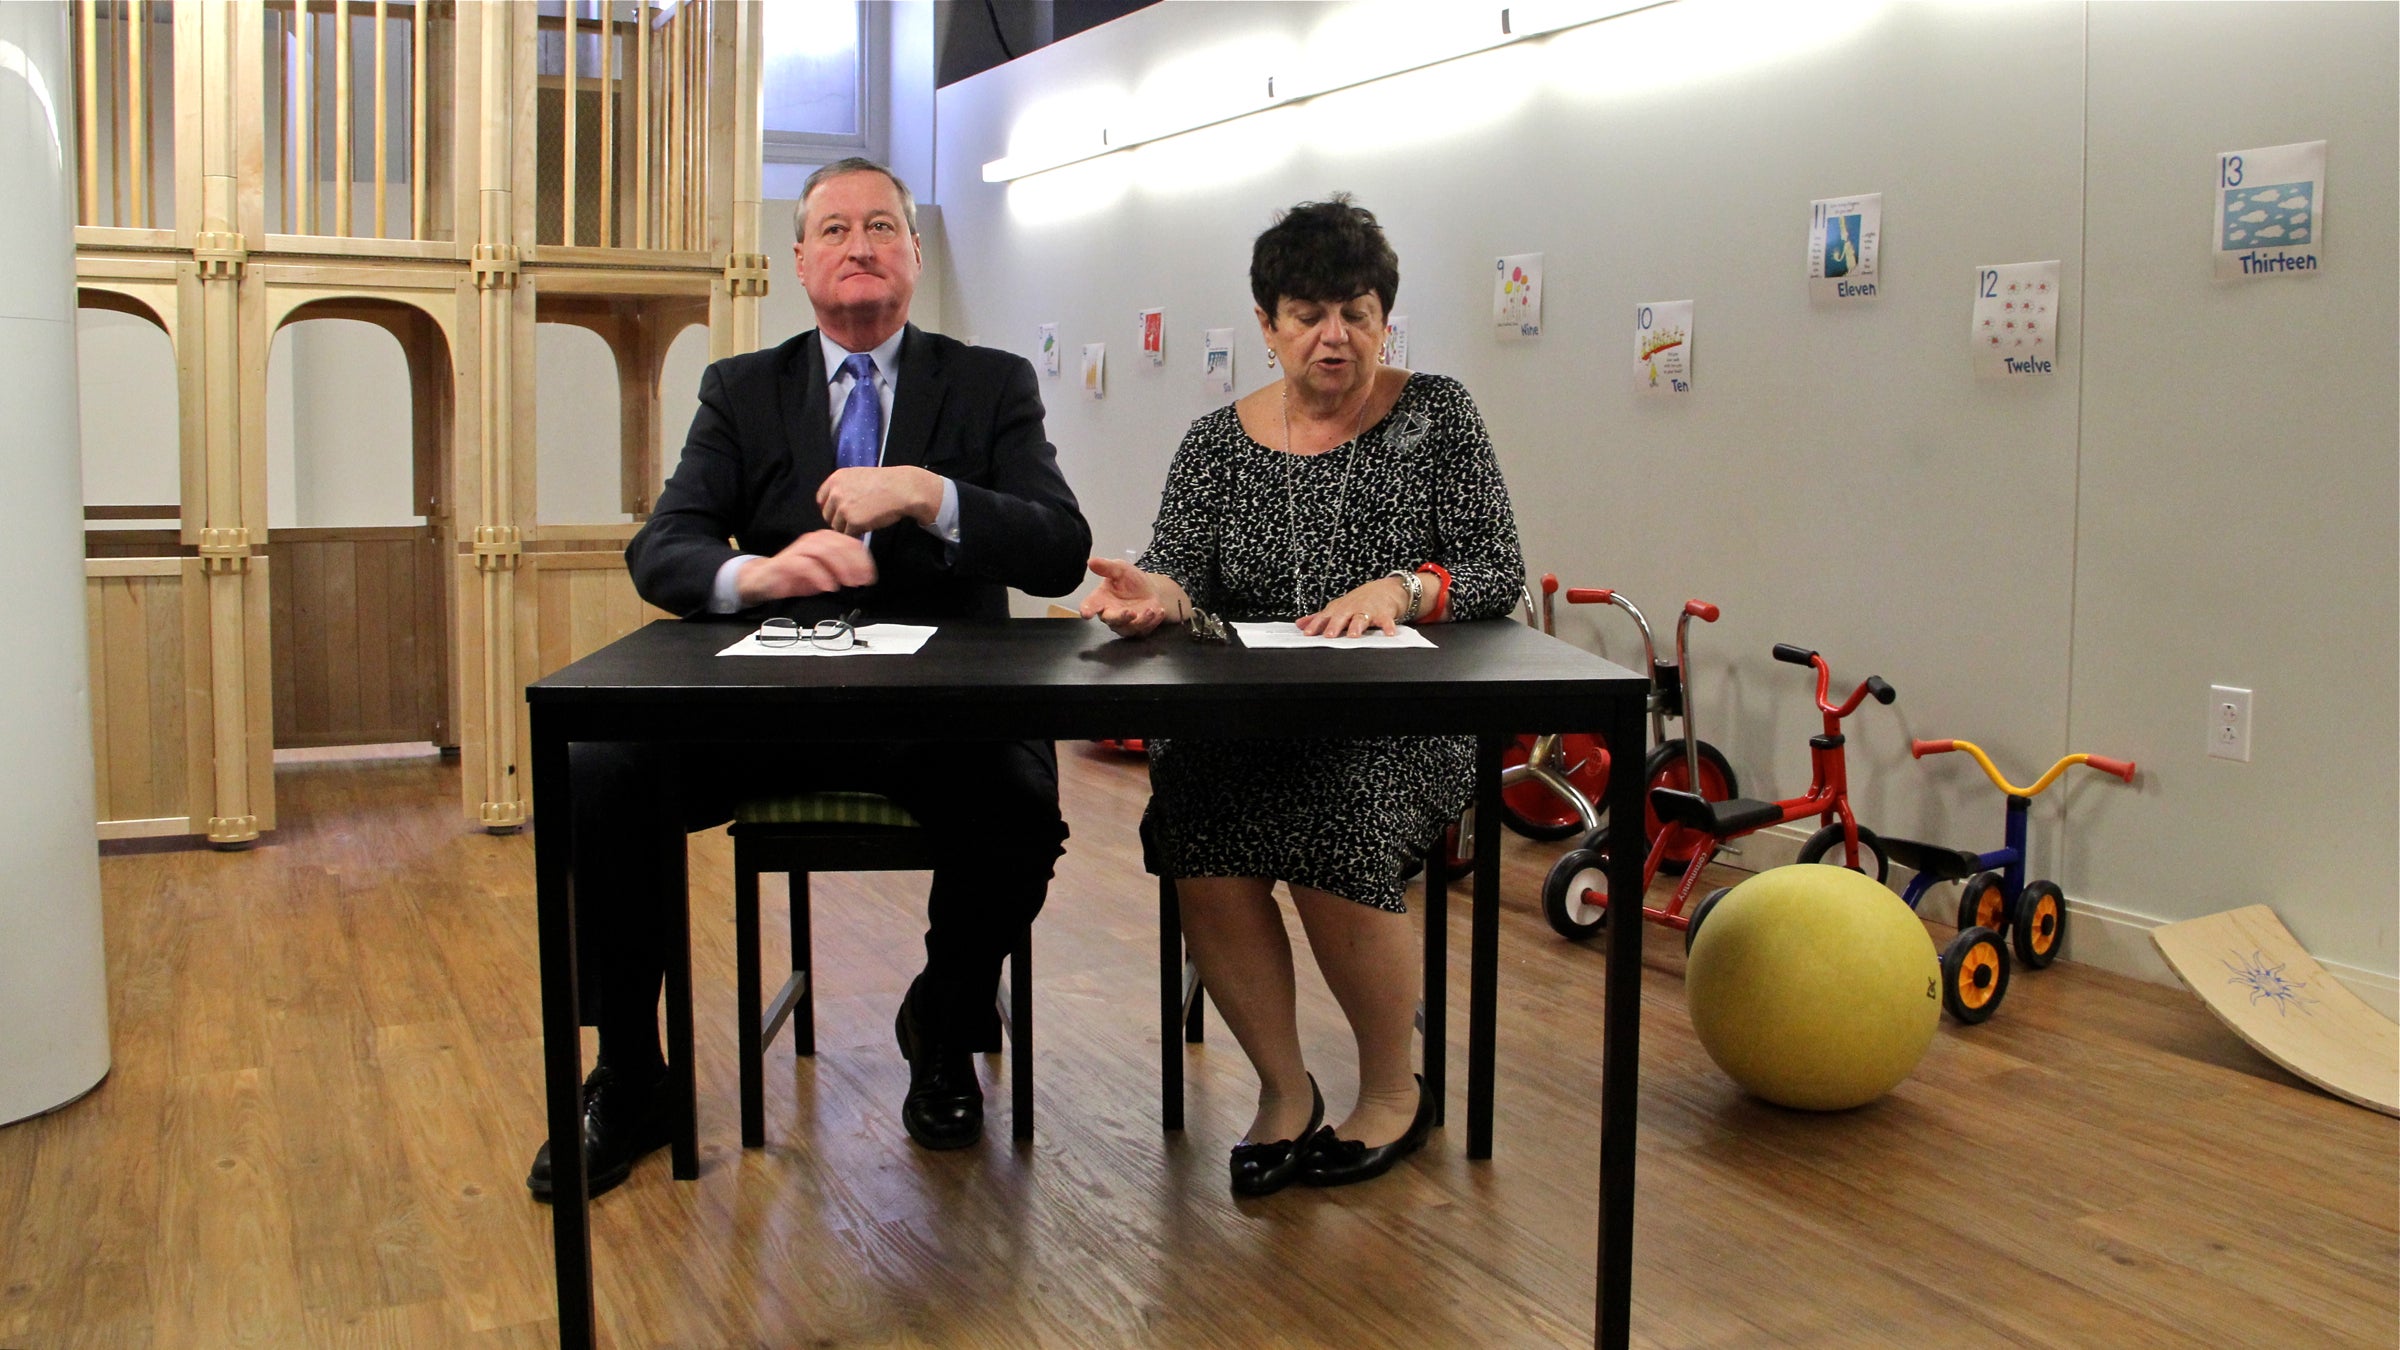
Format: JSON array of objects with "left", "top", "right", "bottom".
[{"left": 834, "top": 352, "right": 880, "bottom": 470}]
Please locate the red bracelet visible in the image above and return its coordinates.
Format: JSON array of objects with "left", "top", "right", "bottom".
[{"left": 1415, "top": 562, "right": 1453, "bottom": 622}]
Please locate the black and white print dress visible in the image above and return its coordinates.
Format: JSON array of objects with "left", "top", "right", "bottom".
[{"left": 1138, "top": 373, "right": 1525, "bottom": 911}]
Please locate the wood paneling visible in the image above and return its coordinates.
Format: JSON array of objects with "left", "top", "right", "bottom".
[
  {"left": 3, "top": 748, "right": 2392, "bottom": 1347},
  {"left": 528, "top": 550, "right": 662, "bottom": 677},
  {"left": 266, "top": 527, "right": 450, "bottom": 749},
  {"left": 83, "top": 559, "right": 208, "bottom": 838}
]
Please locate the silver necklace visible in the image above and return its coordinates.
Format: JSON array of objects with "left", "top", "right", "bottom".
[{"left": 1280, "top": 381, "right": 1371, "bottom": 615}]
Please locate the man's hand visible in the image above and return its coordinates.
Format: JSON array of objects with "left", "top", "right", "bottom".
[
  {"left": 817, "top": 465, "right": 942, "bottom": 536},
  {"left": 1080, "top": 557, "right": 1173, "bottom": 637},
  {"left": 735, "top": 529, "right": 877, "bottom": 605}
]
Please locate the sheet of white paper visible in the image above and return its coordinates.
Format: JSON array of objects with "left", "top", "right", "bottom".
[
  {"left": 1636, "top": 300, "right": 1693, "bottom": 395},
  {"left": 1808, "top": 193, "right": 1882, "bottom": 302},
  {"left": 718, "top": 623, "right": 938, "bottom": 656},
  {"left": 1493, "top": 254, "right": 1544, "bottom": 338},
  {"left": 1970, "top": 261, "right": 2060, "bottom": 378},
  {"left": 1232, "top": 622, "right": 1437, "bottom": 651},
  {"left": 2214, "top": 140, "right": 2326, "bottom": 281}
]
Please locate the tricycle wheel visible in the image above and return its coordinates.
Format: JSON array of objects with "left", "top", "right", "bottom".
[
  {"left": 1955, "top": 870, "right": 2010, "bottom": 934},
  {"left": 1939, "top": 926, "right": 2011, "bottom": 1024},
  {"left": 1682, "top": 886, "right": 1733, "bottom": 955},
  {"left": 2011, "top": 880, "right": 2068, "bottom": 969},
  {"left": 1541, "top": 836, "right": 1614, "bottom": 941},
  {"left": 1794, "top": 822, "right": 1891, "bottom": 884},
  {"left": 1643, "top": 739, "right": 1739, "bottom": 876},
  {"left": 1501, "top": 733, "right": 1610, "bottom": 841}
]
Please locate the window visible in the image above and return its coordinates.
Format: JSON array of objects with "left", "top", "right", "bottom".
[{"left": 763, "top": 0, "right": 868, "bottom": 160}]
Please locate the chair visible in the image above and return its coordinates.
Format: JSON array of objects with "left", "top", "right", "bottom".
[
  {"left": 728, "top": 791, "right": 1034, "bottom": 1147},
  {"left": 1144, "top": 811, "right": 1450, "bottom": 1132}
]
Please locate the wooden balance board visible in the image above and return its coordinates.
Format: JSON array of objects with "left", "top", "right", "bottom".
[{"left": 2153, "top": 905, "right": 2398, "bottom": 1117}]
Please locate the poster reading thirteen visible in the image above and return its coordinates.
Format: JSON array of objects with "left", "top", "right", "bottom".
[{"left": 2214, "top": 140, "right": 2325, "bottom": 281}]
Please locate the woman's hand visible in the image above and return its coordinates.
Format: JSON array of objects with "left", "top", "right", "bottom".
[
  {"left": 1298, "top": 576, "right": 1410, "bottom": 638},
  {"left": 1080, "top": 557, "right": 1176, "bottom": 637}
]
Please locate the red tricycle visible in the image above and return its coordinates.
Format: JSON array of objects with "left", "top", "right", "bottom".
[
  {"left": 1499, "top": 575, "right": 1738, "bottom": 875},
  {"left": 1541, "top": 642, "right": 1894, "bottom": 941},
  {"left": 1874, "top": 739, "right": 2138, "bottom": 1023}
]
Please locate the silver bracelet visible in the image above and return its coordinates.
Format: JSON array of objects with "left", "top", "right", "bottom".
[{"left": 1387, "top": 569, "right": 1423, "bottom": 624}]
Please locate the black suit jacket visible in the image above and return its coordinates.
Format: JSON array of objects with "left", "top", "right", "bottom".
[{"left": 627, "top": 324, "right": 1091, "bottom": 622}]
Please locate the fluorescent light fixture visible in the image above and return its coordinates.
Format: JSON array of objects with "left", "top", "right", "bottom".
[{"left": 981, "top": 0, "right": 1672, "bottom": 184}]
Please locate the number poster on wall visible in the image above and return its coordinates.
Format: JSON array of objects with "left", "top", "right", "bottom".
[
  {"left": 1081, "top": 343, "right": 1105, "bottom": 400},
  {"left": 1494, "top": 254, "right": 1543, "bottom": 338},
  {"left": 1808, "top": 192, "right": 1882, "bottom": 301},
  {"left": 1202, "top": 328, "right": 1235, "bottom": 397},
  {"left": 1970, "top": 261, "right": 2060, "bottom": 379},
  {"left": 1138, "top": 308, "right": 1165, "bottom": 364},
  {"left": 1635, "top": 301, "right": 1692, "bottom": 395},
  {"left": 2214, "top": 140, "right": 2325, "bottom": 281},
  {"left": 1038, "top": 323, "right": 1059, "bottom": 375}
]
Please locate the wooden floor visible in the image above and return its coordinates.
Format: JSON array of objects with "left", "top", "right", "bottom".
[{"left": 2, "top": 746, "right": 2393, "bottom": 1348}]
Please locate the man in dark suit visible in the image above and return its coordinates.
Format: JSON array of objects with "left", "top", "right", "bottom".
[{"left": 528, "top": 158, "right": 1091, "bottom": 1201}]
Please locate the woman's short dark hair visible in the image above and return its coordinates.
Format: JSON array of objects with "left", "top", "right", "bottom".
[{"left": 1250, "top": 194, "right": 1398, "bottom": 321}]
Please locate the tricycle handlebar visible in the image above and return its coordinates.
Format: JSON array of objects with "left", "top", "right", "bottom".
[
  {"left": 1916, "top": 738, "right": 2138, "bottom": 796},
  {"left": 1565, "top": 588, "right": 1612, "bottom": 605}
]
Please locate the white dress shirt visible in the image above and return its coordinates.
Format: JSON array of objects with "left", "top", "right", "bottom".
[{"left": 708, "top": 328, "right": 962, "bottom": 613}]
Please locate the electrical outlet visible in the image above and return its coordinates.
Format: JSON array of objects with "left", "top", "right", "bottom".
[{"left": 2209, "top": 685, "right": 2252, "bottom": 762}]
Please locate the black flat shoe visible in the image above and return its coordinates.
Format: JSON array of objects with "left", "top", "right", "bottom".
[
  {"left": 1299, "top": 1074, "right": 1434, "bottom": 1189},
  {"left": 895, "top": 980, "right": 985, "bottom": 1151},
  {"left": 1229, "top": 1078, "right": 1326, "bottom": 1198},
  {"left": 526, "top": 1064, "right": 673, "bottom": 1203}
]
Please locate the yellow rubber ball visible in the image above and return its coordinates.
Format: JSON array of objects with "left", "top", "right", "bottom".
[{"left": 1685, "top": 864, "right": 1941, "bottom": 1110}]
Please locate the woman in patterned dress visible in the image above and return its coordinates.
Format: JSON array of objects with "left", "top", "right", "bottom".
[{"left": 1081, "top": 197, "right": 1524, "bottom": 1195}]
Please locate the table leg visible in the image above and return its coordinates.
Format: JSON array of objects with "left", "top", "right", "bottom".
[
  {"left": 533, "top": 715, "right": 596, "bottom": 1349},
  {"left": 1423, "top": 816, "right": 1448, "bottom": 1127},
  {"left": 1467, "top": 733, "right": 1503, "bottom": 1160},
  {"left": 1594, "top": 694, "right": 1647, "bottom": 1349},
  {"left": 1159, "top": 876, "right": 1184, "bottom": 1132},
  {"left": 1012, "top": 936, "right": 1034, "bottom": 1142},
  {"left": 664, "top": 838, "right": 697, "bottom": 1180}
]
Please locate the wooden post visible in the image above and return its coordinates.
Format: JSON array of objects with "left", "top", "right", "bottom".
[
  {"left": 129, "top": 0, "right": 145, "bottom": 228},
  {"left": 662, "top": 1, "right": 677, "bottom": 250},
  {"left": 295, "top": 0, "right": 310, "bottom": 232},
  {"left": 598, "top": 0, "right": 613, "bottom": 248},
  {"left": 561, "top": 0, "right": 577, "bottom": 247},
  {"left": 469, "top": 0, "right": 525, "bottom": 832},
  {"left": 373, "top": 0, "right": 388, "bottom": 237},
  {"left": 195, "top": 0, "right": 258, "bottom": 846},
  {"left": 726, "top": 0, "right": 762, "bottom": 356},
  {"left": 79, "top": 0, "right": 98, "bottom": 224},
  {"left": 412, "top": 0, "right": 426, "bottom": 239},
  {"left": 108, "top": 0, "right": 123, "bottom": 227},
  {"left": 634, "top": 0, "right": 647, "bottom": 249},
  {"left": 334, "top": 0, "right": 351, "bottom": 236}
]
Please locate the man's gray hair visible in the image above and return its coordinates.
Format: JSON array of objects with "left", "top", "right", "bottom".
[{"left": 794, "top": 157, "right": 919, "bottom": 241}]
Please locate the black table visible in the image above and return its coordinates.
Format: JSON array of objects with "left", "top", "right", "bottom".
[{"left": 527, "top": 616, "right": 1651, "bottom": 1347}]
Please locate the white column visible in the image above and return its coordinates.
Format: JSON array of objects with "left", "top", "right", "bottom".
[{"left": 0, "top": 1, "right": 113, "bottom": 1125}]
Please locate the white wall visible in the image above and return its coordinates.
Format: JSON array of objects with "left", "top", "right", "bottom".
[
  {"left": 931, "top": 1, "right": 2398, "bottom": 1002},
  {"left": 75, "top": 308, "right": 178, "bottom": 506},
  {"left": 272, "top": 319, "right": 421, "bottom": 527},
  {"left": 2, "top": 0, "right": 113, "bottom": 1124}
]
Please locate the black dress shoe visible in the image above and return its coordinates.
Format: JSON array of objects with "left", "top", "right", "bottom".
[
  {"left": 526, "top": 1064, "right": 673, "bottom": 1203},
  {"left": 1229, "top": 1077, "right": 1325, "bottom": 1198},
  {"left": 1299, "top": 1074, "right": 1434, "bottom": 1189},
  {"left": 894, "top": 984, "right": 984, "bottom": 1150}
]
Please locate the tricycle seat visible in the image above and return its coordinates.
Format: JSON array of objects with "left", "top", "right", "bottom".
[
  {"left": 1650, "top": 788, "right": 1784, "bottom": 838},
  {"left": 1878, "top": 834, "right": 1984, "bottom": 883}
]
